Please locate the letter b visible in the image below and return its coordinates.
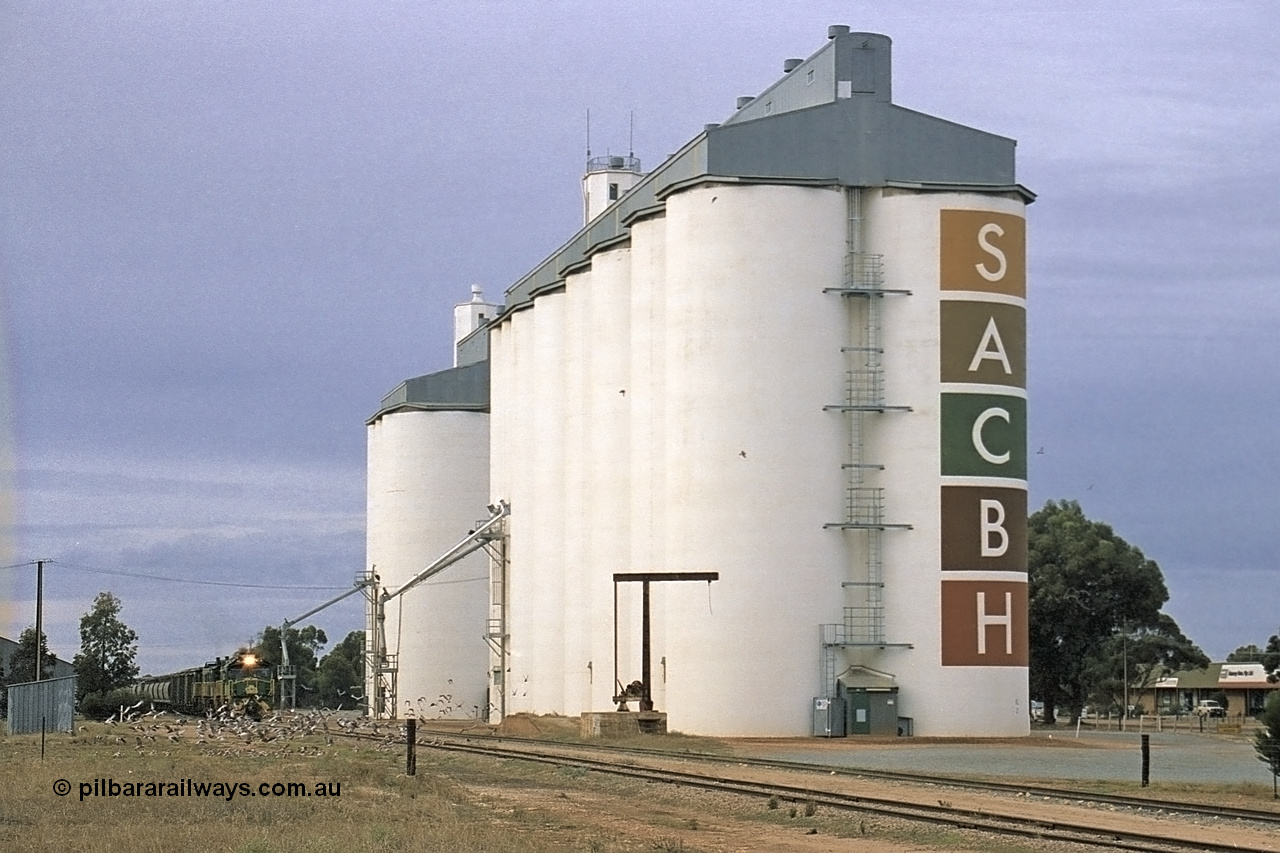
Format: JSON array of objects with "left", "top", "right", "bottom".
[{"left": 980, "top": 499, "right": 1008, "bottom": 557}]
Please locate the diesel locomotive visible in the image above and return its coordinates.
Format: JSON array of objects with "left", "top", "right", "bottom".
[{"left": 135, "top": 652, "right": 276, "bottom": 719}]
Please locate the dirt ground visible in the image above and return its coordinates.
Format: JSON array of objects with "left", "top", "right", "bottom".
[
  {"left": 455, "top": 752, "right": 1280, "bottom": 853},
  {"left": 452, "top": 715, "right": 1280, "bottom": 852},
  {"left": 470, "top": 779, "right": 976, "bottom": 852}
]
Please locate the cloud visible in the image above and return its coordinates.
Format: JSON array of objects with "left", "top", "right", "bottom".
[
  {"left": 6, "top": 452, "right": 364, "bottom": 671},
  {"left": 3, "top": 1, "right": 1277, "bottom": 674}
]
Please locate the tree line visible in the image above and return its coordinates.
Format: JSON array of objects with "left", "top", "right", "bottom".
[
  {"left": 5, "top": 501, "right": 1276, "bottom": 727},
  {"left": 0, "top": 591, "right": 364, "bottom": 716},
  {"left": 1029, "top": 500, "right": 1277, "bottom": 724}
]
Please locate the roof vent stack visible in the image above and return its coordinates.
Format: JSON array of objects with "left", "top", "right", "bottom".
[
  {"left": 782, "top": 58, "right": 802, "bottom": 73},
  {"left": 453, "top": 285, "right": 499, "bottom": 367}
]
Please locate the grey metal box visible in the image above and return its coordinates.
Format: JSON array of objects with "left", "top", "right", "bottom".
[{"left": 812, "top": 696, "right": 846, "bottom": 737}]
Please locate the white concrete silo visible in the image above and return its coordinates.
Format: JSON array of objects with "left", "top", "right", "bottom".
[
  {"left": 462, "top": 26, "right": 1034, "bottom": 737},
  {"left": 578, "top": 245, "right": 633, "bottom": 714},
  {"left": 366, "top": 408, "right": 490, "bottom": 719},
  {"left": 561, "top": 266, "right": 591, "bottom": 714},
  {"left": 656, "top": 183, "right": 851, "bottom": 736},
  {"left": 501, "top": 305, "right": 541, "bottom": 715},
  {"left": 853, "top": 188, "right": 1030, "bottom": 737}
]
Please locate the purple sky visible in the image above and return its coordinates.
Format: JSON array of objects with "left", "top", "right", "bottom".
[{"left": 2, "top": 2, "right": 1277, "bottom": 673}]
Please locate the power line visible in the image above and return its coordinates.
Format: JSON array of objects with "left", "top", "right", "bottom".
[{"left": 2, "top": 559, "right": 347, "bottom": 591}]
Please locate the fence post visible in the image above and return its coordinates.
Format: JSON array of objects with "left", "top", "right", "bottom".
[
  {"left": 406, "top": 718, "right": 417, "bottom": 777},
  {"left": 1141, "top": 733, "right": 1150, "bottom": 787}
]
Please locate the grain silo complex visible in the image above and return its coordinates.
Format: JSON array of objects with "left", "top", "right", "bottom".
[{"left": 365, "top": 27, "right": 1032, "bottom": 737}]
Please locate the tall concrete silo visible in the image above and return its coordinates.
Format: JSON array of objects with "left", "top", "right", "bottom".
[
  {"left": 371, "top": 27, "right": 1031, "bottom": 736},
  {"left": 480, "top": 28, "right": 1032, "bottom": 736}
]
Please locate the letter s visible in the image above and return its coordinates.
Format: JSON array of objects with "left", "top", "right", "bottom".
[{"left": 975, "top": 223, "right": 1007, "bottom": 282}]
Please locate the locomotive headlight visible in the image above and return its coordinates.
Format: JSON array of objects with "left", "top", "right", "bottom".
[{"left": 242, "top": 654, "right": 257, "bottom": 668}]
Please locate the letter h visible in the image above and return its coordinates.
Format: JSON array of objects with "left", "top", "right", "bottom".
[{"left": 976, "top": 591, "right": 1013, "bottom": 655}]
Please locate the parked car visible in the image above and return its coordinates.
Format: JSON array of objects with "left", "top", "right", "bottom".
[{"left": 1194, "top": 700, "right": 1226, "bottom": 718}]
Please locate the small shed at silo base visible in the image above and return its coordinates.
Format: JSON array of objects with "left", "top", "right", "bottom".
[{"left": 838, "top": 666, "right": 902, "bottom": 736}]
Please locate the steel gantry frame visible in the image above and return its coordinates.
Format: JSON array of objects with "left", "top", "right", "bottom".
[
  {"left": 367, "top": 501, "right": 511, "bottom": 719},
  {"left": 276, "top": 574, "right": 379, "bottom": 711}
]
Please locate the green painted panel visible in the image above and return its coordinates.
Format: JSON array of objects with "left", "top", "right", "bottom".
[{"left": 941, "top": 393, "right": 1026, "bottom": 479}]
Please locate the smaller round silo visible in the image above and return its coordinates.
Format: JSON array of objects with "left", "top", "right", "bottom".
[{"left": 367, "top": 399, "right": 490, "bottom": 720}]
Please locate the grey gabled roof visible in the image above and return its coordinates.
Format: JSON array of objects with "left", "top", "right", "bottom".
[
  {"left": 368, "top": 360, "right": 489, "bottom": 423},
  {"left": 500, "top": 28, "right": 1031, "bottom": 315},
  {"left": 375, "top": 28, "right": 1032, "bottom": 414}
]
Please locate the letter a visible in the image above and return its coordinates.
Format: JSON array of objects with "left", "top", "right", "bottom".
[
  {"left": 975, "top": 223, "right": 1007, "bottom": 282},
  {"left": 968, "top": 316, "right": 1012, "bottom": 375},
  {"left": 980, "top": 499, "right": 1009, "bottom": 557}
]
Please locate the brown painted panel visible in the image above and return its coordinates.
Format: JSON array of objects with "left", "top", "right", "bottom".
[
  {"left": 940, "top": 210, "right": 1026, "bottom": 297},
  {"left": 941, "top": 486, "right": 1027, "bottom": 571},
  {"left": 940, "top": 301, "right": 1026, "bottom": 387},
  {"left": 941, "top": 579, "right": 1028, "bottom": 666}
]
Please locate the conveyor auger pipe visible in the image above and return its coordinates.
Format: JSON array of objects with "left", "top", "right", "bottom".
[
  {"left": 277, "top": 575, "right": 378, "bottom": 710},
  {"left": 373, "top": 500, "right": 509, "bottom": 718},
  {"left": 380, "top": 501, "right": 509, "bottom": 603}
]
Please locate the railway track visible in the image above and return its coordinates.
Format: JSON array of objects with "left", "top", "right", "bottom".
[
  {"left": 412, "top": 727, "right": 1280, "bottom": 828},
  {"left": 371, "top": 728, "right": 1279, "bottom": 853}
]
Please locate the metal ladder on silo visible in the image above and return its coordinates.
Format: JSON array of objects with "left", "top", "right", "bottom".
[{"left": 820, "top": 188, "right": 913, "bottom": 696}]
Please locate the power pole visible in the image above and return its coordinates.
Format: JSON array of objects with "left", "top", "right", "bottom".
[
  {"left": 1122, "top": 631, "right": 1128, "bottom": 733},
  {"left": 34, "top": 559, "right": 44, "bottom": 681}
]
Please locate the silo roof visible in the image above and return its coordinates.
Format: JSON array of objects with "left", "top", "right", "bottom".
[
  {"left": 499, "top": 28, "right": 1033, "bottom": 316},
  {"left": 368, "top": 360, "right": 489, "bottom": 423}
]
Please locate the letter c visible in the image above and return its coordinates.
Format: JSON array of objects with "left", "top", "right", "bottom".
[
  {"left": 972, "top": 407, "right": 1010, "bottom": 465},
  {"left": 975, "top": 223, "right": 1007, "bottom": 282}
]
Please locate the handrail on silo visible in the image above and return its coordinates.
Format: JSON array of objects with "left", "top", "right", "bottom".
[{"left": 586, "top": 154, "right": 641, "bottom": 173}]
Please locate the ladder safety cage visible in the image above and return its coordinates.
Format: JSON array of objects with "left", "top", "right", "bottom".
[{"left": 821, "top": 188, "right": 913, "bottom": 696}]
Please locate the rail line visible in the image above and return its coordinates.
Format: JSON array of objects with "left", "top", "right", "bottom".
[
  {"left": 340, "top": 728, "right": 1278, "bottom": 853},
  {"left": 415, "top": 726, "right": 1280, "bottom": 828},
  {"left": 411, "top": 737, "right": 1274, "bottom": 852}
]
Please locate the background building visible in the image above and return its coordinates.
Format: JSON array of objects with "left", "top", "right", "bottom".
[
  {"left": 0, "top": 634, "right": 75, "bottom": 682},
  {"left": 368, "top": 26, "right": 1033, "bottom": 737},
  {"left": 1155, "top": 663, "right": 1280, "bottom": 717}
]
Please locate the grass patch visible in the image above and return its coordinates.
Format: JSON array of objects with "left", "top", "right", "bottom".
[{"left": 0, "top": 720, "right": 620, "bottom": 853}]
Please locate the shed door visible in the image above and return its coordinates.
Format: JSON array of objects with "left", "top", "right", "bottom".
[{"left": 848, "top": 690, "right": 871, "bottom": 735}]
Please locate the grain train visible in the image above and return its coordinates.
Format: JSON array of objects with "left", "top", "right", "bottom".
[{"left": 135, "top": 652, "right": 276, "bottom": 719}]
